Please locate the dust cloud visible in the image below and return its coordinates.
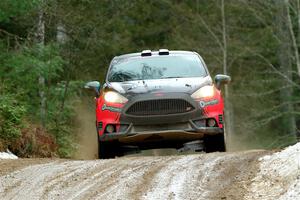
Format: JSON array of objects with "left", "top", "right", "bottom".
[
  {"left": 73, "top": 98, "right": 98, "bottom": 160},
  {"left": 226, "top": 132, "right": 258, "bottom": 152}
]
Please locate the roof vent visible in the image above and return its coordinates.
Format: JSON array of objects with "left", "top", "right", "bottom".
[
  {"left": 159, "top": 49, "right": 169, "bottom": 55},
  {"left": 141, "top": 50, "right": 152, "bottom": 56}
]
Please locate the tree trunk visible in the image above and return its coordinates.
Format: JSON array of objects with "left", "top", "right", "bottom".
[
  {"left": 275, "top": 0, "right": 297, "bottom": 141},
  {"left": 285, "top": 0, "right": 300, "bottom": 78},
  {"left": 297, "top": 0, "right": 300, "bottom": 56},
  {"left": 221, "top": 0, "right": 234, "bottom": 144},
  {"left": 36, "top": 3, "right": 46, "bottom": 127},
  {"left": 57, "top": 21, "right": 67, "bottom": 44}
]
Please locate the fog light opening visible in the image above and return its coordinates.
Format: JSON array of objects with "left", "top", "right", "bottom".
[
  {"left": 105, "top": 124, "right": 115, "bottom": 133},
  {"left": 207, "top": 119, "right": 216, "bottom": 127}
]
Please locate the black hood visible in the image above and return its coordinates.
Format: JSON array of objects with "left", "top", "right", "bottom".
[{"left": 106, "top": 76, "right": 212, "bottom": 97}]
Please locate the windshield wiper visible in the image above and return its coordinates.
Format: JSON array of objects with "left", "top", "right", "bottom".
[{"left": 160, "top": 76, "right": 184, "bottom": 79}]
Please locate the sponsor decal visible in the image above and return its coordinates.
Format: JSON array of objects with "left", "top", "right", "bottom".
[
  {"left": 199, "top": 99, "right": 219, "bottom": 108},
  {"left": 101, "top": 104, "right": 121, "bottom": 112}
]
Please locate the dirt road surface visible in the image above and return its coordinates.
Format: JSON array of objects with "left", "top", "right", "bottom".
[{"left": 0, "top": 150, "right": 275, "bottom": 200}]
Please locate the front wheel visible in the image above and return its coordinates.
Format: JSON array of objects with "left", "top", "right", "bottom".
[
  {"left": 203, "top": 133, "right": 226, "bottom": 153},
  {"left": 98, "top": 139, "right": 124, "bottom": 159}
]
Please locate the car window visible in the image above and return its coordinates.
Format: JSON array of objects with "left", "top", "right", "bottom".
[{"left": 107, "top": 54, "right": 207, "bottom": 82}]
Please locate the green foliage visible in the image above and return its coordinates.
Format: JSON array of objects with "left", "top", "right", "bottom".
[
  {"left": 47, "top": 80, "right": 83, "bottom": 157},
  {"left": 0, "top": 38, "right": 76, "bottom": 155},
  {"left": 0, "top": 0, "right": 39, "bottom": 23},
  {"left": 0, "top": 95, "right": 26, "bottom": 141}
]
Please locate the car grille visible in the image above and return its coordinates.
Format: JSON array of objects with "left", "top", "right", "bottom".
[{"left": 126, "top": 99, "right": 195, "bottom": 116}]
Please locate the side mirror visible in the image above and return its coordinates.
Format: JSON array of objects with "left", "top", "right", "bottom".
[
  {"left": 84, "top": 81, "right": 101, "bottom": 97},
  {"left": 214, "top": 74, "right": 231, "bottom": 90}
]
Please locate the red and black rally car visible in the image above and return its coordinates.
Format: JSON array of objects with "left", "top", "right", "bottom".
[{"left": 85, "top": 49, "right": 230, "bottom": 159}]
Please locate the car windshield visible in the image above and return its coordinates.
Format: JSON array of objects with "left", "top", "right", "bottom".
[{"left": 107, "top": 54, "right": 207, "bottom": 82}]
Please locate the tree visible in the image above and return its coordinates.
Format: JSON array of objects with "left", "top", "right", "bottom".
[
  {"left": 276, "top": 0, "right": 297, "bottom": 141},
  {"left": 36, "top": 1, "right": 46, "bottom": 127}
]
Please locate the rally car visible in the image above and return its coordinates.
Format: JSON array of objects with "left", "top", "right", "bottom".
[{"left": 85, "top": 49, "right": 230, "bottom": 159}]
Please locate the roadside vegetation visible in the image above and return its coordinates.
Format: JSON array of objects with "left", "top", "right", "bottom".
[{"left": 0, "top": 0, "right": 299, "bottom": 157}]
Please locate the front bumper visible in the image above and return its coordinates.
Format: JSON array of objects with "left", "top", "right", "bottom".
[
  {"left": 99, "top": 120, "right": 223, "bottom": 143},
  {"left": 97, "top": 92, "right": 224, "bottom": 144}
]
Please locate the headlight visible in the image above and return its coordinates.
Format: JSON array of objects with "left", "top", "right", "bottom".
[
  {"left": 104, "top": 91, "right": 128, "bottom": 103},
  {"left": 191, "top": 85, "right": 215, "bottom": 99}
]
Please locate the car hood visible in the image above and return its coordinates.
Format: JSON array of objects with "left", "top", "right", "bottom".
[{"left": 107, "top": 76, "right": 212, "bottom": 96}]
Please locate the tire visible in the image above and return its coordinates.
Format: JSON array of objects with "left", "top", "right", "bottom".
[
  {"left": 203, "top": 133, "right": 226, "bottom": 153},
  {"left": 97, "top": 137, "right": 124, "bottom": 159}
]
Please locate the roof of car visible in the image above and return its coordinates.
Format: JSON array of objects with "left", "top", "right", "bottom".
[{"left": 114, "top": 50, "right": 198, "bottom": 60}]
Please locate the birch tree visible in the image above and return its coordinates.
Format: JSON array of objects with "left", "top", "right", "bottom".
[
  {"left": 195, "top": 0, "right": 234, "bottom": 143},
  {"left": 36, "top": 1, "right": 46, "bottom": 127},
  {"left": 276, "top": 0, "right": 297, "bottom": 141},
  {"left": 220, "top": 0, "right": 235, "bottom": 144}
]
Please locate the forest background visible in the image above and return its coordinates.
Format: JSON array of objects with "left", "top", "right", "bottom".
[{"left": 0, "top": 0, "right": 299, "bottom": 157}]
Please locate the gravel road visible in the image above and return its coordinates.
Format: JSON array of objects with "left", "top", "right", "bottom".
[{"left": 0, "top": 150, "right": 272, "bottom": 200}]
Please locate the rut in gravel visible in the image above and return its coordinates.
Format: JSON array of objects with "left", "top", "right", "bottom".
[{"left": 0, "top": 151, "right": 267, "bottom": 200}]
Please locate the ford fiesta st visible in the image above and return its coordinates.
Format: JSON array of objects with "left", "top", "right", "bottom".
[{"left": 85, "top": 49, "right": 231, "bottom": 159}]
